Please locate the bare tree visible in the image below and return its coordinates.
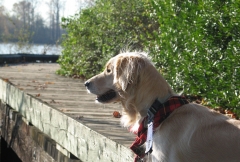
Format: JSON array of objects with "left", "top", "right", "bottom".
[
  {"left": 12, "top": 0, "right": 39, "bottom": 29},
  {"left": 26, "top": 0, "right": 39, "bottom": 30},
  {"left": 12, "top": 1, "right": 39, "bottom": 46},
  {"left": 0, "top": 4, "right": 4, "bottom": 14},
  {"left": 0, "top": 5, "right": 5, "bottom": 37},
  {"left": 47, "top": 0, "right": 63, "bottom": 43},
  {"left": 13, "top": 1, "right": 32, "bottom": 28}
]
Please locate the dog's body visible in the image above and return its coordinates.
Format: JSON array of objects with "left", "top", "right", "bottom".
[{"left": 85, "top": 52, "right": 240, "bottom": 162}]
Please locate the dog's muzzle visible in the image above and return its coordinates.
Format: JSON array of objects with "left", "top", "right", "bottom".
[
  {"left": 97, "top": 90, "right": 116, "bottom": 102},
  {"left": 84, "top": 81, "right": 117, "bottom": 103}
]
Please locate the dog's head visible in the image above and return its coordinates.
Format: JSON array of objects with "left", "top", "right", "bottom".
[
  {"left": 85, "top": 51, "right": 172, "bottom": 128},
  {"left": 85, "top": 52, "right": 148, "bottom": 103}
]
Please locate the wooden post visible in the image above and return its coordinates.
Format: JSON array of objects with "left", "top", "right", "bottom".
[{"left": 0, "top": 100, "right": 81, "bottom": 162}]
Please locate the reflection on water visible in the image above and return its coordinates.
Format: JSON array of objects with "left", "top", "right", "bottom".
[{"left": 0, "top": 43, "right": 62, "bottom": 55}]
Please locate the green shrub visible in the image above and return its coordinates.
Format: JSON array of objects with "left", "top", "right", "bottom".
[
  {"left": 57, "top": 0, "right": 156, "bottom": 79},
  {"left": 57, "top": 8, "right": 108, "bottom": 78},
  {"left": 150, "top": 0, "right": 240, "bottom": 114},
  {"left": 58, "top": 0, "right": 240, "bottom": 115}
]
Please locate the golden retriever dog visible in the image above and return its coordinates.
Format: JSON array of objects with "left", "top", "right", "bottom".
[{"left": 85, "top": 51, "right": 240, "bottom": 162}]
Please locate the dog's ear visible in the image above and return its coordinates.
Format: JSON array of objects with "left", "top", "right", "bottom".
[{"left": 114, "top": 56, "right": 145, "bottom": 91}]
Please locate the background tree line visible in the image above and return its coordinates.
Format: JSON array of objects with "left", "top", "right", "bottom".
[
  {"left": 0, "top": 0, "right": 65, "bottom": 44},
  {"left": 58, "top": 0, "right": 240, "bottom": 115}
]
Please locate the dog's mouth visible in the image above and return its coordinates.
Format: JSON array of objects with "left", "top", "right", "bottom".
[{"left": 96, "top": 90, "right": 117, "bottom": 103}]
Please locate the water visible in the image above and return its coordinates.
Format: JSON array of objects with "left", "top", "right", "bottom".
[{"left": 0, "top": 43, "right": 62, "bottom": 55}]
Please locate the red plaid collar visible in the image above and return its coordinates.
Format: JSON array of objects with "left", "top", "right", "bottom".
[{"left": 130, "top": 96, "right": 189, "bottom": 162}]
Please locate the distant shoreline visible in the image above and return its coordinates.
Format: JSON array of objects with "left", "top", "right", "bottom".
[{"left": 0, "top": 54, "right": 59, "bottom": 64}]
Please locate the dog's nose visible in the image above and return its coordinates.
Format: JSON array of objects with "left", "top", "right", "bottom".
[{"left": 84, "top": 81, "right": 90, "bottom": 88}]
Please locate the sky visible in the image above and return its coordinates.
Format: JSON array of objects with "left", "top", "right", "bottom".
[{"left": 1, "top": 0, "right": 81, "bottom": 20}]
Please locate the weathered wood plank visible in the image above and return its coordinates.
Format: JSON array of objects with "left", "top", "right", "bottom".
[
  {"left": 0, "top": 101, "right": 81, "bottom": 162},
  {"left": 0, "top": 78, "right": 134, "bottom": 162}
]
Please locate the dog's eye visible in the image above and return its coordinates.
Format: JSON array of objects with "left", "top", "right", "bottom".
[{"left": 107, "top": 69, "right": 111, "bottom": 73}]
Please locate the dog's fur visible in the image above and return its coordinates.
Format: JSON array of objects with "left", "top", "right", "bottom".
[{"left": 85, "top": 51, "right": 240, "bottom": 162}]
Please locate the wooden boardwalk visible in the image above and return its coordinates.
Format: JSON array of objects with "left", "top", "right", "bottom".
[{"left": 0, "top": 63, "right": 135, "bottom": 162}]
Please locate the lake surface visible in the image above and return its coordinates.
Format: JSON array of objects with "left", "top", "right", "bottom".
[{"left": 0, "top": 43, "right": 62, "bottom": 55}]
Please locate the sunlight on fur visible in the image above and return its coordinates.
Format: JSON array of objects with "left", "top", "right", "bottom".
[{"left": 85, "top": 51, "right": 240, "bottom": 162}]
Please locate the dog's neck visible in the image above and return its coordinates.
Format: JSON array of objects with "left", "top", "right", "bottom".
[
  {"left": 139, "top": 92, "right": 175, "bottom": 117},
  {"left": 121, "top": 63, "right": 176, "bottom": 128},
  {"left": 158, "top": 92, "right": 174, "bottom": 103},
  {"left": 128, "top": 92, "right": 178, "bottom": 133},
  {"left": 130, "top": 96, "right": 190, "bottom": 160},
  {"left": 138, "top": 65, "right": 176, "bottom": 117}
]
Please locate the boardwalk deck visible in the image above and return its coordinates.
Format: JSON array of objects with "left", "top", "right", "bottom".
[{"left": 0, "top": 63, "right": 135, "bottom": 162}]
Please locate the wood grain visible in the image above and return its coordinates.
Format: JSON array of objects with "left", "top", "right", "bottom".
[{"left": 0, "top": 63, "right": 134, "bottom": 162}]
